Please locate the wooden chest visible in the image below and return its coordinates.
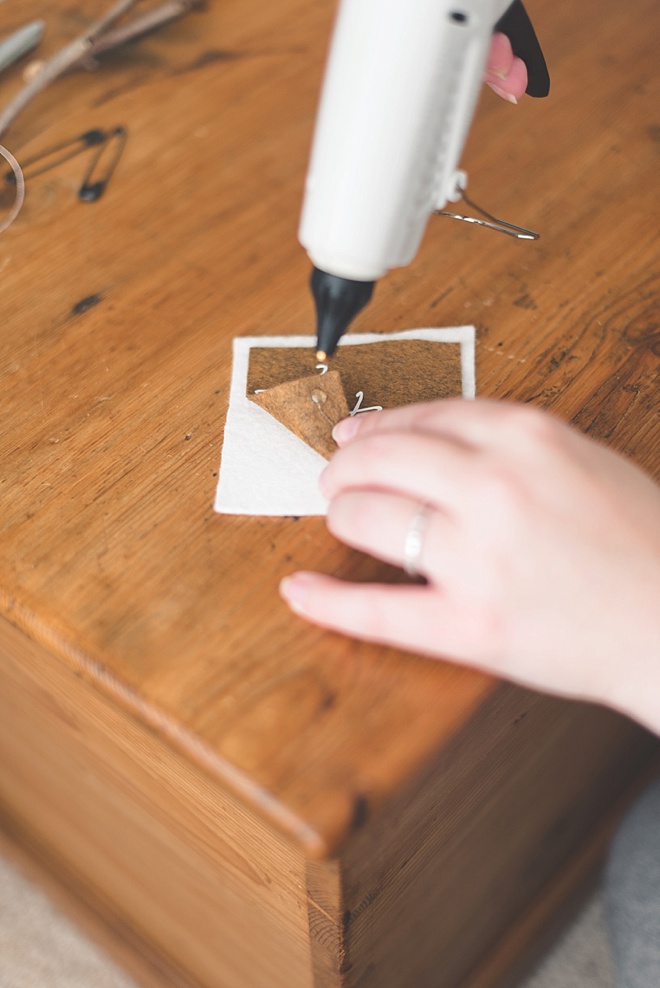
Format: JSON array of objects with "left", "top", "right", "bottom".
[{"left": 1, "top": 0, "right": 658, "bottom": 984}]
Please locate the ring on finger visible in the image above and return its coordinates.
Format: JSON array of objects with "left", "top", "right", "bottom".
[{"left": 403, "top": 503, "right": 433, "bottom": 578}]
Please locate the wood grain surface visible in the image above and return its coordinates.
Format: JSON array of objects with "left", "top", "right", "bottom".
[
  {"left": 0, "top": 0, "right": 658, "bottom": 869},
  {"left": 0, "top": 613, "right": 315, "bottom": 988}
]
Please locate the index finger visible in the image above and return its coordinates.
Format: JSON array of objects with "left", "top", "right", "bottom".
[{"left": 332, "top": 397, "right": 528, "bottom": 449}]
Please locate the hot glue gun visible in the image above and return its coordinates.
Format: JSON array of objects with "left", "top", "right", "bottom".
[{"left": 299, "top": 0, "right": 549, "bottom": 359}]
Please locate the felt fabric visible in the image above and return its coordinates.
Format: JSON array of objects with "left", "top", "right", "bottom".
[
  {"left": 246, "top": 338, "right": 465, "bottom": 407},
  {"left": 214, "top": 327, "right": 475, "bottom": 517},
  {"left": 250, "top": 370, "right": 350, "bottom": 460}
]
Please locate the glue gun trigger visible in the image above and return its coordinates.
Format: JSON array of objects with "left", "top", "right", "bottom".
[{"left": 495, "top": 0, "right": 550, "bottom": 98}]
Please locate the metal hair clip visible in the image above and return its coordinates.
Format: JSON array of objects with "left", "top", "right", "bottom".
[{"left": 435, "top": 188, "right": 539, "bottom": 241}]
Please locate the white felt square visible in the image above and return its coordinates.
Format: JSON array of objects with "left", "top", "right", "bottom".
[{"left": 214, "top": 327, "right": 475, "bottom": 517}]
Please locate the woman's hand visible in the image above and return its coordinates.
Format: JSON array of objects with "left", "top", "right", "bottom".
[{"left": 280, "top": 400, "right": 660, "bottom": 734}]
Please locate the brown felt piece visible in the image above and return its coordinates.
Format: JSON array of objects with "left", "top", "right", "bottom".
[
  {"left": 249, "top": 370, "right": 350, "bottom": 460},
  {"left": 246, "top": 339, "right": 463, "bottom": 414}
]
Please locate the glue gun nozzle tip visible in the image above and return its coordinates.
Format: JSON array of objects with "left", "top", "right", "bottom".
[{"left": 316, "top": 350, "right": 327, "bottom": 363}]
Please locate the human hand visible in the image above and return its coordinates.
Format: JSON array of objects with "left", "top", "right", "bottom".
[
  {"left": 485, "top": 32, "right": 528, "bottom": 103},
  {"left": 280, "top": 400, "right": 660, "bottom": 734}
]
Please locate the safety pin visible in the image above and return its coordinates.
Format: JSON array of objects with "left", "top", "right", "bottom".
[
  {"left": 435, "top": 189, "right": 539, "bottom": 240},
  {"left": 79, "top": 126, "right": 127, "bottom": 201},
  {"left": 5, "top": 129, "right": 107, "bottom": 183}
]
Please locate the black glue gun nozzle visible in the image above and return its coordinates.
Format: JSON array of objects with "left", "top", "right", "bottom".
[{"left": 311, "top": 267, "right": 375, "bottom": 358}]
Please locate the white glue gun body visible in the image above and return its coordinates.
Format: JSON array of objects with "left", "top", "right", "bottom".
[{"left": 300, "top": 0, "right": 548, "bottom": 357}]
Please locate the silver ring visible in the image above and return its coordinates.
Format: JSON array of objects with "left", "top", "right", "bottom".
[{"left": 403, "top": 503, "right": 433, "bottom": 578}]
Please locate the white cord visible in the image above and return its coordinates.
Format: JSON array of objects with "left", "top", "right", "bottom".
[{"left": 0, "top": 143, "right": 25, "bottom": 234}]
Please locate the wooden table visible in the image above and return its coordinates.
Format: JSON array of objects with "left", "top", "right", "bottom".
[{"left": 1, "top": 1, "right": 658, "bottom": 986}]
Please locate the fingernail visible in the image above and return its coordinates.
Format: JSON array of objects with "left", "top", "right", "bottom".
[
  {"left": 280, "top": 574, "right": 309, "bottom": 616},
  {"left": 332, "top": 416, "right": 360, "bottom": 445},
  {"left": 486, "top": 81, "right": 518, "bottom": 104}
]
